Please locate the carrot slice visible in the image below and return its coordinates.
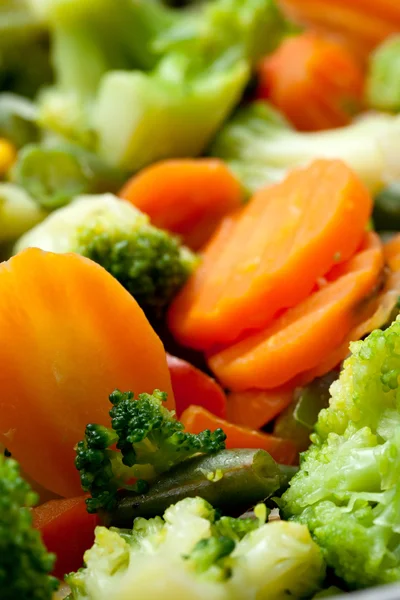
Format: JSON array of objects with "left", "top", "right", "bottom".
[
  {"left": 227, "top": 386, "right": 295, "bottom": 430},
  {"left": 0, "top": 249, "right": 174, "bottom": 498},
  {"left": 279, "top": 0, "right": 400, "bottom": 59},
  {"left": 256, "top": 32, "right": 364, "bottom": 132},
  {"left": 168, "top": 159, "right": 373, "bottom": 350},
  {"left": 32, "top": 495, "right": 98, "bottom": 579},
  {"left": 295, "top": 235, "right": 400, "bottom": 385},
  {"left": 181, "top": 405, "right": 296, "bottom": 465},
  {"left": 119, "top": 159, "right": 243, "bottom": 251},
  {"left": 208, "top": 232, "right": 384, "bottom": 391}
]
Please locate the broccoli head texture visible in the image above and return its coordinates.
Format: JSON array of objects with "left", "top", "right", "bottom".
[
  {"left": 75, "top": 389, "right": 226, "bottom": 514},
  {"left": 281, "top": 317, "right": 400, "bottom": 589},
  {"left": 66, "top": 496, "right": 325, "bottom": 600},
  {"left": 0, "top": 455, "right": 58, "bottom": 600},
  {"left": 14, "top": 193, "right": 199, "bottom": 318}
]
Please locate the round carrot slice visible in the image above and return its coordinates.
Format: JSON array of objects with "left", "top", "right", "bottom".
[
  {"left": 0, "top": 249, "right": 174, "bottom": 497},
  {"left": 208, "top": 232, "right": 384, "bottom": 390},
  {"left": 168, "top": 159, "right": 373, "bottom": 350}
]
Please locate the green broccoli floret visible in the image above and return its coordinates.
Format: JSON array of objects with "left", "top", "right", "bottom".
[
  {"left": 27, "top": 0, "right": 286, "bottom": 170},
  {"left": 281, "top": 317, "right": 400, "bottom": 590},
  {"left": 366, "top": 34, "right": 400, "bottom": 113},
  {"left": 14, "top": 193, "right": 198, "bottom": 317},
  {"left": 211, "top": 101, "right": 400, "bottom": 196},
  {"left": 75, "top": 389, "right": 226, "bottom": 514},
  {"left": 66, "top": 497, "right": 325, "bottom": 600},
  {"left": 0, "top": 454, "right": 58, "bottom": 600}
]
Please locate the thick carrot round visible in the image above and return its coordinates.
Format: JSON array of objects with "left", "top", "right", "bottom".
[
  {"left": 227, "top": 387, "right": 294, "bottom": 430},
  {"left": 0, "top": 249, "right": 174, "bottom": 498},
  {"left": 180, "top": 405, "right": 297, "bottom": 465},
  {"left": 256, "top": 32, "right": 364, "bottom": 131},
  {"left": 168, "top": 159, "right": 373, "bottom": 351},
  {"left": 209, "top": 232, "right": 384, "bottom": 391},
  {"left": 119, "top": 159, "right": 243, "bottom": 250}
]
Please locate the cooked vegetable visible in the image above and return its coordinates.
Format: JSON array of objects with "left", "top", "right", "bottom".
[
  {"left": 15, "top": 193, "right": 198, "bottom": 319},
  {"left": 227, "top": 387, "right": 295, "bottom": 430},
  {"left": 208, "top": 232, "right": 384, "bottom": 390},
  {"left": 0, "top": 93, "right": 39, "bottom": 148},
  {"left": 211, "top": 101, "right": 400, "bottom": 195},
  {"left": 181, "top": 406, "right": 297, "bottom": 464},
  {"left": 32, "top": 496, "right": 98, "bottom": 579},
  {"left": 167, "top": 353, "right": 227, "bottom": 419},
  {"left": 279, "top": 0, "right": 400, "bottom": 60},
  {"left": 30, "top": 0, "right": 286, "bottom": 172},
  {"left": 76, "top": 389, "right": 226, "bottom": 514},
  {"left": 0, "top": 454, "right": 58, "bottom": 600},
  {"left": 66, "top": 496, "right": 325, "bottom": 600},
  {"left": 366, "top": 34, "right": 400, "bottom": 112},
  {"left": 0, "top": 248, "right": 174, "bottom": 498},
  {"left": 0, "top": 137, "right": 16, "bottom": 175},
  {"left": 119, "top": 159, "right": 243, "bottom": 250},
  {"left": 12, "top": 143, "right": 124, "bottom": 209},
  {"left": 108, "top": 449, "right": 296, "bottom": 527},
  {"left": 281, "top": 317, "right": 400, "bottom": 589},
  {"left": 256, "top": 32, "right": 364, "bottom": 131},
  {"left": 168, "top": 159, "right": 372, "bottom": 350},
  {"left": 0, "top": 183, "right": 46, "bottom": 244}
]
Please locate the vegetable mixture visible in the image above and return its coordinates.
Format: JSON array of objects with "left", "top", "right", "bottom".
[{"left": 2, "top": 1, "right": 400, "bottom": 599}]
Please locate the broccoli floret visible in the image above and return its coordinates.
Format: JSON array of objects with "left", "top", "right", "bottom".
[
  {"left": 211, "top": 101, "right": 400, "bottom": 195},
  {"left": 366, "top": 34, "right": 400, "bottom": 113},
  {"left": 0, "top": 454, "right": 58, "bottom": 600},
  {"left": 28, "top": 0, "right": 286, "bottom": 170},
  {"left": 14, "top": 193, "right": 198, "bottom": 317},
  {"left": 75, "top": 389, "right": 226, "bottom": 514},
  {"left": 66, "top": 497, "right": 325, "bottom": 600},
  {"left": 281, "top": 317, "right": 400, "bottom": 590}
]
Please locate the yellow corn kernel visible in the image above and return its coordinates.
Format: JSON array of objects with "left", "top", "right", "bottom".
[{"left": 0, "top": 138, "right": 17, "bottom": 176}]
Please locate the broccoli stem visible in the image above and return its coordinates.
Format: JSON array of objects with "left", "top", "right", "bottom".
[{"left": 105, "top": 449, "right": 297, "bottom": 527}]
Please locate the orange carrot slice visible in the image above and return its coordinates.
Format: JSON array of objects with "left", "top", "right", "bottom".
[
  {"left": 279, "top": 0, "right": 400, "bottom": 60},
  {"left": 0, "top": 249, "right": 174, "bottom": 498},
  {"left": 256, "top": 32, "right": 364, "bottom": 132},
  {"left": 181, "top": 405, "right": 297, "bottom": 465},
  {"left": 227, "top": 386, "right": 295, "bottom": 430},
  {"left": 295, "top": 235, "right": 400, "bottom": 385},
  {"left": 168, "top": 159, "right": 373, "bottom": 350},
  {"left": 208, "top": 232, "right": 384, "bottom": 391},
  {"left": 119, "top": 159, "right": 243, "bottom": 251}
]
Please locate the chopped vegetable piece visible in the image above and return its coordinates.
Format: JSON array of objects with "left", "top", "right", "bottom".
[
  {"left": 0, "top": 93, "right": 39, "bottom": 148},
  {"left": 167, "top": 354, "right": 227, "bottom": 419},
  {"left": 366, "top": 34, "right": 400, "bottom": 112},
  {"left": 169, "top": 160, "right": 373, "bottom": 351},
  {"left": 0, "top": 137, "right": 16, "bottom": 176},
  {"left": 257, "top": 32, "right": 364, "bottom": 131},
  {"left": 0, "top": 183, "right": 47, "bottom": 245},
  {"left": 0, "top": 248, "right": 174, "bottom": 498},
  {"left": 119, "top": 159, "right": 243, "bottom": 250},
  {"left": 181, "top": 405, "right": 297, "bottom": 465},
  {"left": 209, "top": 232, "right": 384, "bottom": 390},
  {"left": 107, "top": 449, "right": 295, "bottom": 527},
  {"left": 374, "top": 183, "right": 400, "bottom": 232},
  {"left": 281, "top": 317, "right": 400, "bottom": 589},
  {"left": 67, "top": 496, "right": 325, "bottom": 600},
  {"left": 76, "top": 388, "right": 226, "bottom": 514},
  {"left": 211, "top": 101, "right": 400, "bottom": 195},
  {"left": 279, "top": 0, "right": 400, "bottom": 60},
  {"left": 0, "top": 455, "right": 58, "bottom": 600},
  {"left": 32, "top": 496, "right": 99, "bottom": 580},
  {"left": 227, "top": 386, "right": 294, "bottom": 430}
]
